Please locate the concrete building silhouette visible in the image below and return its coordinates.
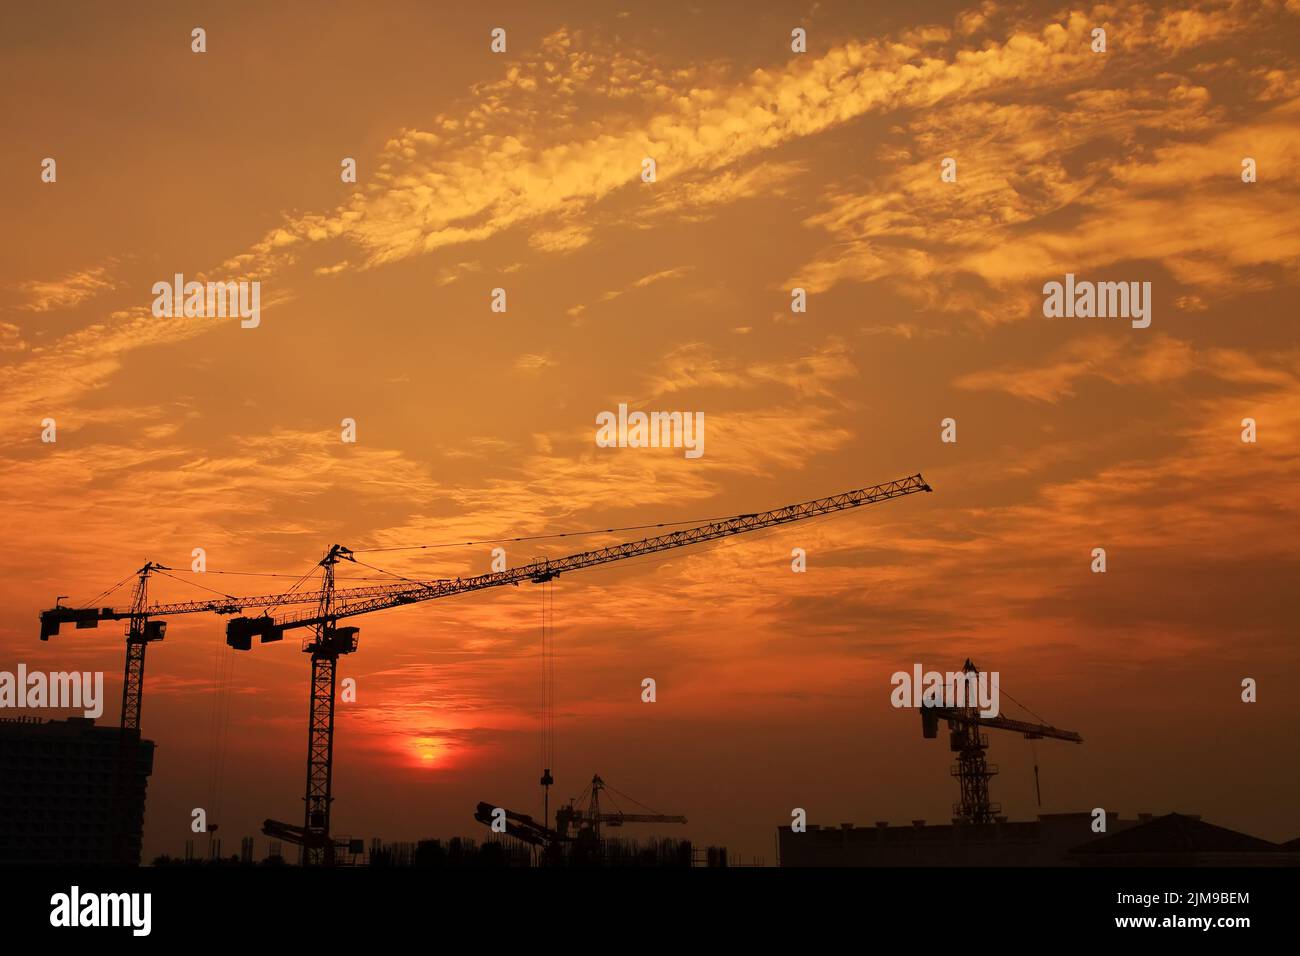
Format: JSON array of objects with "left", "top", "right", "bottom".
[
  {"left": 0, "top": 716, "right": 155, "bottom": 865},
  {"left": 779, "top": 812, "right": 1139, "bottom": 866},
  {"left": 779, "top": 811, "right": 1300, "bottom": 867},
  {"left": 1069, "top": 813, "right": 1300, "bottom": 866}
]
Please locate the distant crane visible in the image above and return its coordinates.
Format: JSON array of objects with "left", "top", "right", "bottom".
[
  {"left": 919, "top": 659, "right": 1082, "bottom": 823},
  {"left": 41, "top": 473, "right": 933, "bottom": 865},
  {"left": 474, "top": 773, "right": 686, "bottom": 861},
  {"left": 555, "top": 774, "right": 687, "bottom": 843}
]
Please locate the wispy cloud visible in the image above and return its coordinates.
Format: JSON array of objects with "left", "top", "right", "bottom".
[
  {"left": 10, "top": 261, "right": 120, "bottom": 312},
  {"left": 954, "top": 335, "right": 1295, "bottom": 402},
  {"left": 10, "top": 2, "right": 1298, "bottom": 427}
]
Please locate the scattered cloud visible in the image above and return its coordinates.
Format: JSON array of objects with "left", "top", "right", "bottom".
[{"left": 11, "top": 262, "right": 120, "bottom": 312}]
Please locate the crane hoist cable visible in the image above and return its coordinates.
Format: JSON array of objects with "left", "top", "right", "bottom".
[
  {"left": 140, "top": 567, "right": 243, "bottom": 855},
  {"left": 1002, "top": 682, "right": 1049, "bottom": 808},
  {"left": 204, "top": 642, "right": 236, "bottom": 855},
  {"left": 548, "top": 581, "right": 556, "bottom": 776},
  {"left": 539, "top": 578, "right": 556, "bottom": 828},
  {"left": 205, "top": 646, "right": 221, "bottom": 804},
  {"left": 134, "top": 567, "right": 239, "bottom": 843},
  {"left": 219, "top": 646, "right": 235, "bottom": 837},
  {"left": 1030, "top": 735, "right": 1042, "bottom": 807}
]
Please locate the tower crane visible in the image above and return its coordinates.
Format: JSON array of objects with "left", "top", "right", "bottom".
[
  {"left": 39, "top": 566, "right": 320, "bottom": 730},
  {"left": 474, "top": 773, "right": 687, "bottom": 863},
  {"left": 37, "top": 561, "right": 329, "bottom": 860},
  {"left": 919, "top": 659, "right": 1082, "bottom": 823},
  {"left": 554, "top": 773, "right": 687, "bottom": 843},
  {"left": 40, "top": 562, "right": 172, "bottom": 732},
  {"left": 40, "top": 473, "right": 932, "bottom": 865}
]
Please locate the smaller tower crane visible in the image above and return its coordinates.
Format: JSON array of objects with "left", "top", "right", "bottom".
[
  {"left": 920, "top": 659, "right": 1082, "bottom": 823},
  {"left": 555, "top": 774, "right": 688, "bottom": 844},
  {"left": 39, "top": 562, "right": 171, "bottom": 732},
  {"left": 475, "top": 773, "right": 687, "bottom": 863}
]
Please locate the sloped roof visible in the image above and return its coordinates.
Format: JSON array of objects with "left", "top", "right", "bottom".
[{"left": 1070, "top": 813, "right": 1279, "bottom": 855}]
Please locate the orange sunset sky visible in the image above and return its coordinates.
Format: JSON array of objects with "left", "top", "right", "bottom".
[{"left": 2, "top": 0, "right": 1298, "bottom": 863}]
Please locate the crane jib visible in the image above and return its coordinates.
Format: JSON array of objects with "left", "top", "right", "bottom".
[
  {"left": 245, "top": 473, "right": 931, "bottom": 635},
  {"left": 40, "top": 473, "right": 931, "bottom": 643}
]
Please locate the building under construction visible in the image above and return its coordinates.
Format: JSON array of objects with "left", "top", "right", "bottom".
[
  {"left": 371, "top": 834, "right": 713, "bottom": 868},
  {"left": 0, "top": 716, "right": 155, "bottom": 865}
]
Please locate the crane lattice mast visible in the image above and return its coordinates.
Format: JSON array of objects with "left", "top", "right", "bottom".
[{"left": 919, "top": 659, "right": 1082, "bottom": 823}]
